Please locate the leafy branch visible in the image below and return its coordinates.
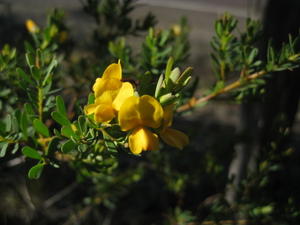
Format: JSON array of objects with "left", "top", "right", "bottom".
[{"left": 177, "top": 14, "right": 300, "bottom": 112}]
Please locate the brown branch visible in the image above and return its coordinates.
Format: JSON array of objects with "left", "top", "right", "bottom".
[{"left": 177, "top": 70, "right": 267, "bottom": 113}]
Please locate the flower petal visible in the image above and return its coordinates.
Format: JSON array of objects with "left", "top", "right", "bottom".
[
  {"left": 112, "top": 82, "right": 134, "bottom": 111},
  {"left": 129, "top": 127, "right": 159, "bottom": 154},
  {"left": 95, "top": 90, "right": 118, "bottom": 105},
  {"left": 163, "top": 104, "right": 174, "bottom": 129},
  {"left": 102, "top": 61, "right": 122, "bottom": 80},
  {"left": 139, "top": 95, "right": 163, "bottom": 129},
  {"left": 84, "top": 103, "right": 97, "bottom": 115},
  {"left": 94, "top": 104, "right": 115, "bottom": 123},
  {"left": 160, "top": 127, "right": 189, "bottom": 150},
  {"left": 93, "top": 78, "right": 122, "bottom": 98},
  {"left": 118, "top": 96, "right": 140, "bottom": 131},
  {"left": 118, "top": 95, "right": 164, "bottom": 131}
]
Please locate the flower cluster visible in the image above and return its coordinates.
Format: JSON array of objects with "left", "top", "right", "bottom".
[{"left": 85, "top": 61, "right": 188, "bottom": 155}]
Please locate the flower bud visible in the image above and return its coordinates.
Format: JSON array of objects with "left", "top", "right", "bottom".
[{"left": 26, "top": 19, "right": 39, "bottom": 33}]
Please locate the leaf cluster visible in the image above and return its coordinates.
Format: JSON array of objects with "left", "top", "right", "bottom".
[{"left": 208, "top": 13, "right": 300, "bottom": 102}]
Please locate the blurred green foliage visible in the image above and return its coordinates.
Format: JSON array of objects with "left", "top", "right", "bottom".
[{"left": 0, "top": 1, "right": 300, "bottom": 225}]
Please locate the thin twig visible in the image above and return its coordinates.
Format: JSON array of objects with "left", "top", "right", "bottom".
[
  {"left": 43, "top": 182, "right": 78, "bottom": 209},
  {"left": 177, "top": 70, "right": 266, "bottom": 112}
]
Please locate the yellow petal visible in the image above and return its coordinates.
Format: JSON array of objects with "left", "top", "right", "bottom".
[
  {"left": 118, "top": 96, "right": 141, "bottom": 131},
  {"left": 84, "top": 103, "right": 97, "bottom": 115},
  {"left": 93, "top": 78, "right": 122, "bottom": 98},
  {"left": 160, "top": 127, "right": 189, "bottom": 150},
  {"left": 85, "top": 90, "right": 117, "bottom": 117},
  {"left": 118, "top": 95, "right": 164, "bottom": 131},
  {"left": 112, "top": 82, "right": 134, "bottom": 111},
  {"left": 94, "top": 104, "right": 115, "bottom": 123},
  {"left": 163, "top": 104, "right": 174, "bottom": 128},
  {"left": 128, "top": 127, "right": 159, "bottom": 154},
  {"left": 102, "top": 61, "right": 122, "bottom": 80},
  {"left": 95, "top": 90, "right": 118, "bottom": 105},
  {"left": 138, "top": 95, "right": 163, "bottom": 129}
]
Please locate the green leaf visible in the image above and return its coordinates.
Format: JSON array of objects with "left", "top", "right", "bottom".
[
  {"left": 22, "top": 146, "right": 42, "bottom": 160},
  {"left": 177, "top": 67, "right": 193, "bottom": 86},
  {"left": 43, "top": 81, "right": 52, "bottom": 96},
  {"left": 214, "top": 80, "right": 225, "bottom": 92},
  {"left": 159, "top": 30, "right": 170, "bottom": 47},
  {"left": 78, "top": 116, "right": 87, "bottom": 134},
  {"left": 31, "top": 66, "right": 41, "bottom": 81},
  {"left": 169, "top": 68, "right": 181, "bottom": 83},
  {"left": 61, "top": 139, "right": 76, "bottom": 153},
  {"left": 103, "top": 134, "right": 118, "bottom": 153},
  {"left": 56, "top": 96, "right": 67, "bottom": 117},
  {"left": 20, "top": 111, "right": 28, "bottom": 138},
  {"left": 15, "top": 109, "right": 22, "bottom": 127},
  {"left": 0, "top": 142, "right": 9, "bottom": 158},
  {"left": 42, "top": 59, "right": 57, "bottom": 86},
  {"left": 155, "top": 74, "right": 164, "bottom": 98},
  {"left": 25, "top": 52, "right": 35, "bottom": 67},
  {"left": 28, "top": 163, "right": 44, "bottom": 179},
  {"left": 88, "top": 93, "right": 95, "bottom": 104},
  {"left": 248, "top": 48, "right": 258, "bottom": 64},
  {"left": 12, "top": 143, "right": 19, "bottom": 154},
  {"left": 11, "top": 112, "right": 19, "bottom": 133},
  {"left": 78, "top": 143, "right": 88, "bottom": 152},
  {"left": 4, "top": 114, "right": 12, "bottom": 132},
  {"left": 51, "top": 111, "right": 70, "bottom": 126},
  {"left": 215, "top": 21, "right": 223, "bottom": 37},
  {"left": 24, "top": 41, "right": 34, "bottom": 53},
  {"left": 16, "top": 67, "right": 32, "bottom": 84},
  {"left": 53, "top": 128, "right": 61, "bottom": 137},
  {"left": 24, "top": 103, "right": 35, "bottom": 117},
  {"left": 33, "top": 119, "right": 50, "bottom": 137},
  {"left": 61, "top": 125, "right": 78, "bottom": 139},
  {"left": 165, "top": 57, "right": 174, "bottom": 82},
  {"left": 159, "top": 93, "right": 176, "bottom": 105}
]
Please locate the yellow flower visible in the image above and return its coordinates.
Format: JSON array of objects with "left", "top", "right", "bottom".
[
  {"left": 84, "top": 61, "right": 134, "bottom": 123},
  {"left": 25, "top": 19, "right": 39, "bottom": 33},
  {"left": 128, "top": 126, "right": 159, "bottom": 155},
  {"left": 172, "top": 24, "right": 182, "bottom": 36},
  {"left": 159, "top": 104, "right": 189, "bottom": 149},
  {"left": 93, "top": 61, "right": 122, "bottom": 98},
  {"left": 118, "top": 95, "right": 163, "bottom": 154}
]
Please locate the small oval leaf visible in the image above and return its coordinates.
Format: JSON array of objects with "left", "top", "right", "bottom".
[
  {"left": 22, "top": 146, "right": 42, "bottom": 160},
  {"left": 61, "top": 125, "right": 77, "bottom": 139},
  {"left": 61, "top": 140, "right": 76, "bottom": 153},
  {"left": 28, "top": 163, "right": 44, "bottom": 179},
  {"left": 33, "top": 119, "right": 50, "bottom": 137},
  {"left": 51, "top": 111, "right": 70, "bottom": 126},
  {"left": 56, "top": 96, "right": 67, "bottom": 117},
  {"left": 0, "top": 142, "right": 9, "bottom": 158}
]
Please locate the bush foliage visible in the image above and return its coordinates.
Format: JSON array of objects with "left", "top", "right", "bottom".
[{"left": 1, "top": 1, "right": 300, "bottom": 224}]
